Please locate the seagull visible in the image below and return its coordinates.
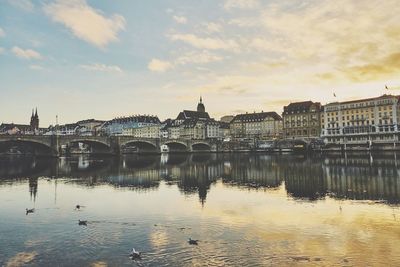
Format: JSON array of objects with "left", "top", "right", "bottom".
[
  {"left": 78, "top": 220, "right": 87, "bottom": 226},
  {"left": 26, "top": 208, "right": 35, "bottom": 215},
  {"left": 129, "top": 248, "right": 141, "bottom": 259},
  {"left": 188, "top": 238, "right": 199, "bottom": 245}
]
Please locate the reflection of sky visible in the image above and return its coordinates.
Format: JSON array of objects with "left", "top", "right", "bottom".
[{"left": 1, "top": 177, "right": 400, "bottom": 266}]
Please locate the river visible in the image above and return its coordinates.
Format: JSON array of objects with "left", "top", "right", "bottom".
[{"left": 0, "top": 153, "right": 399, "bottom": 266}]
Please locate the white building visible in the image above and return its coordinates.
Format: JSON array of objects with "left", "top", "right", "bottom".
[
  {"left": 123, "top": 124, "right": 161, "bottom": 138},
  {"left": 206, "top": 120, "right": 220, "bottom": 139},
  {"left": 321, "top": 94, "right": 400, "bottom": 145}
]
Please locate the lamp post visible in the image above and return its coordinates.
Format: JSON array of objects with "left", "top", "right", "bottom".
[{"left": 56, "top": 115, "right": 59, "bottom": 155}]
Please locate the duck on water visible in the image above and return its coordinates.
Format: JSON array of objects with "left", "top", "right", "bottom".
[
  {"left": 129, "top": 248, "right": 141, "bottom": 259},
  {"left": 26, "top": 208, "right": 35, "bottom": 215},
  {"left": 188, "top": 238, "right": 199, "bottom": 245},
  {"left": 78, "top": 220, "right": 87, "bottom": 226}
]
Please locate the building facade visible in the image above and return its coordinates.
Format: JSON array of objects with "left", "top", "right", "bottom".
[
  {"left": 101, "top": 115, "right": 161, "bottom": 135},
  {"left": 282, "top": 101, "right": 321, "bottom": 139},
  {"left": 206, "top": 120, "right": 220, "bottom": 139},
  {"left": 230, "top": 112, "right": 282, "bottom": 140},
  {"left": 179, "top": 119, "right": 206, "bottom": 140},
  {"left": 123, "top": 124, "right": 161, "bottom": 138},
  {"left": 321, "top": 94, "right": 400, "bottom": 145}
]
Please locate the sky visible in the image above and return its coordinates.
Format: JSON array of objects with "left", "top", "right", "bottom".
[{"left": 1, "top": 0, "right": 400, "bottom": 126}]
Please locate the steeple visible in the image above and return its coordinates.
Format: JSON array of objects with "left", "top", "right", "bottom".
[
  {"left": 197, "top": 96, "right": 205, "bottom": 113},
  {"left": 30, "top": 107, "right": 39, "bottom": 131}
]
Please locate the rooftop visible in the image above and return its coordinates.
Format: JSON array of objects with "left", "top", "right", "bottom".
[{"left": 232, "top": 111, "right": 282, "bottom": 122}]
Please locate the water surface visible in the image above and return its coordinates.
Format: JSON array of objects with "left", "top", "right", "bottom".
[{"left": 1, "top": 153, "right": 400, "bottom": 266}]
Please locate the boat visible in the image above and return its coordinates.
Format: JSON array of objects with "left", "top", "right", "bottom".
[{"left": 160, "top": 144, "right": 169, "bottom": 153}]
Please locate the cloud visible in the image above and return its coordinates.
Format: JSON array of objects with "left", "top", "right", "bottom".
[
  {"left": 223, "top": 0, "right": 259, "bottom": 10},
  {"left": 79, "top": 63, "right": 123, "bottom": 73},
  {"left": 203, "top": 22, "right": 222, "bottom": 33},
  {"left": 176, "top": 50, "right": 223, "bottom": 65},
  {"left": 29, "top": 65, "right": 44, "bottom": 70},
  {"left": 0, "top": 47, "right": 4, "bottom": 54},
  {"left": 148, "top": 59, "right": 173, "bottom": 72},
  {"left": 228, "top": 17, "right": 259, "bottom": 27},
  {"left": 173, "top": 16, "right": 187, "bottom": 24},
  {"left": 11, "top": 46, "right": 42, "bottom": 59},
  {"left": 169, "top": 34, "right": 239, "bottom": 51},
  {"left": 7, "top": 0, "right": 34, "bottom": 12},
  {"left": 198, "top": 75, "right": 257, "bottom": 95},
  {"left": 0, "top": 27, "right": 5, "bottom": 37},
  {"left": 44, "top": 0, "right": 126, "bottom": 48},
  {"left": 216, "top": 0, "right": 400, "bottom": 87},
  {"left": 148, "top": 51, "right": 222, "bottom": 73},
  {"left": 342, "top": 52, "right": 400, "bottom": 82}
]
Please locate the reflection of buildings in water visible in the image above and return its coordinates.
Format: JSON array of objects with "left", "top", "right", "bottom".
[
  {"left": 2, "top": 153, "right": 400, "bottom": 205},
  {"left": 191, "top": 153, "right": 212, "bottom": 163},
  {"left": 122, "top": 155, "right": 158, "bottom": 169},
  {"left": 222, "top": 154, "right": 282, "bottom": 189},
  {"left": 283, "top": 157, "right": 326, "bottom": 200},
  {"left": 176, "top": 164, "right": 220, "bottom": 205},
  {"left": 28, "top": 177, "right": 38, "bottom": 201},
  {"left": 323, "top": 155, "right": 400, "bottom": 203},
  {"left": 78, "top": 156, "right": 90, "bottom": 169},
  {"left": 106, "top": 169, "right": 161, "bottom": 192},
  {"left": 160, "top": 153, "right": 169, "bottom": 165},
  {"left": 0, "top": 156, "right": 51, "bottom": 179},
  {"left": 164, "top": 154, "right": 188, "bottom": 166},
  {"left": 0, "top": 156, "right": 56, "bottom": 202}
]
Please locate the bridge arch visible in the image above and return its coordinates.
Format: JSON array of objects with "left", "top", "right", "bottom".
[
  {"left": 122, "top": 140, "right": 158, "bottom": 153},
  {"left": 192, "top": 142, "right": 211, "bottom": 151},
  {"left": 0, "top": 138, "right": 57, "bottom": 156},
  {"left": 164, "top": 141, "right": 188, "bottom": 152},
  {"left": 64, "top": 139, "right": 112, "bottom": 154}
]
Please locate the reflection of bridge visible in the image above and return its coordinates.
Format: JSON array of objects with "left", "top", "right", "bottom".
[
  {"left": 2, "top": 153, "right": 400, "bottom": 204},
  {"left": 0, "top": 135, "right": 218, "bottom": 156}
]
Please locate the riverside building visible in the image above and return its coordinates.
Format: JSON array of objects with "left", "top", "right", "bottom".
[
  {"left": 321, "top": 94, "right": 400, "bottom": 146},
  {"left": 102, "top": 115, "right": 161, "bottom": 135},
  {"left": 230, "top": 111, "right": 282, "bottom": 140},
  {"left": 282, "top": 101, "right": 322, "bottom": 139}
]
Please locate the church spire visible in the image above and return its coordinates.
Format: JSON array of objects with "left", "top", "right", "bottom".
[
  {"left": 35, "top": 107, "right": 38, "bottom": 118},
  {"left": 197, "top": 96, "right": 205, "bottom": 112}
]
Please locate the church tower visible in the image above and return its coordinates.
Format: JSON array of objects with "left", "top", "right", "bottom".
[
  {"left": 197, "top": 96, "right": 205, "bottom": 112},
  {"left": 30, "top": 108, "right": 39, "bottom": 130}
]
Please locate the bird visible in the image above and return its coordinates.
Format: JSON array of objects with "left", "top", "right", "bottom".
[
  {"left": 78, "top": 220, "right": 87, "bottom": 226},
  {"left": 26, "top": 208, "right": 35, "bottom": 215},
  {"left": 333, "top": 92, "right": 337, "bottom": 97},
  {"left": 188, "top": 238, "right": 199, "bottom": 245},
  {"left": 129, "top": 248, "right": 141, "bottom": 259},
  {"left": 385, "top": 85, "right": 389, "bottom": 90},
  {"left": 75, "top": 205, "right": 82, "bottom": 210}
]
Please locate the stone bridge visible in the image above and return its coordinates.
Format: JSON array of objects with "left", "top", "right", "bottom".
[{"left": 0, "top": 135, "right": 219, "bottom": 156}]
